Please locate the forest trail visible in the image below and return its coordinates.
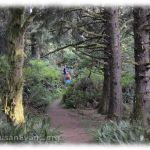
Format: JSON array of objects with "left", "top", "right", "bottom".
[{"left": 47, "top": 97, "right": 92, "bottom": 144}]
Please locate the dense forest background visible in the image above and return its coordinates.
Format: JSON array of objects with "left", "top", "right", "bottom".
[{"left": 0, "top": 5, "right": 150, "bottom": 144}]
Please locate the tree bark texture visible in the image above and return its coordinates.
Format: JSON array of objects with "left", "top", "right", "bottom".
[
  {"left": 6, "top": 7, "right": 25, "bottom": 125},
  {"left": 105, "top": 7, "right": 123, "bottom": 118},
  {"left": 98, "top": 48, "right": 110, "bottom": 114},
  {"left": 31, "top": 32, "right": 40, "bottom": 59},
  {"left": 133, "top": 7, "right": 150, "bottom": 125},
  {"left": 6, "top": 7, "right": 38, "bottom": 125}
]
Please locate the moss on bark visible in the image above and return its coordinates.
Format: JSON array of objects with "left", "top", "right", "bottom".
[
  {"left": 6, "top": 7, "right": 25, "bottom": 125},
  {"left": 6, "top": 7, "right": 38, "bottom": 125}
]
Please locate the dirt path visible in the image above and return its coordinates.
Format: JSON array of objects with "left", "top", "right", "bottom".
[{"left": 47, "top": 97, "right": 92, "bottom": 144}]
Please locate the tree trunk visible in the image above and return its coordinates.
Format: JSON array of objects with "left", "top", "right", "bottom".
[
  {"left": 6, "top": 7, "right": 38, "bottom": 125},
  {"left": 132, "top": 6, "right": 150, "bottom": 126},
  {"left": 105, "top": 7, "right": 123, "bottom": 119},
  {"left": 98, "top": 48, "right": 110, "bottom": 114},
  {"left": 6, "top": 7, "right": 25, "bottom": 125},
  {"left": 31, "top": 32, "right": 40, "bottom": 59}
]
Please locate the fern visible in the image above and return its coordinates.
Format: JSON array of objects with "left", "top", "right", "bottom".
[{"left": 91, "top": 120, "right": 150, "bottom": 144}]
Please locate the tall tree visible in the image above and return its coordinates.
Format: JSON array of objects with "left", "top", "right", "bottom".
[
  {"left": 105, "top": 6, "right": 123, "bottom": 119},
  {"left": 98, "top": 7, "right": 134, "bottom": 115},
  {"left": 132, "top": 6, "right": 150, "bottom": 126},
  {"left": 98, "top": 47, "right": 110, "bottom": 114},
  {"left": 31, "top": 32, "right": 40, "bottom": 59},
  {"left": 6, "top": 7, "right": 38, "bottom": 125},
  {"left": 98, "top": 8, "right": 110, "bottom": 114}
]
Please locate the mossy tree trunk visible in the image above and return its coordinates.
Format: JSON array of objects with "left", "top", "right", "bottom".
[
  {"left": 31, "top": 32, "right": 40, "bottom": 59},
  {"left": 105, "top": 6, "right": 123, "bottom": 119},
  {"left": 133, "top": 6, "right": 150, "bottom": 126},
  {"left": 6, "top": 7, "right": 38, "bottom": 125}
]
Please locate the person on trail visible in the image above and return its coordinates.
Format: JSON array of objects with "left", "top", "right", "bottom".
[
  {"left": 65, "top": 72, "right": 71, "bottom": 89},
  {"left": 64, "top": 65, "right": 67, "bottom": 79}
]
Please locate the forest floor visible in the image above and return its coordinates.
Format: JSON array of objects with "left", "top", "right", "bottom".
[{"left": 45, "top": 97, "right": 110, "bottom": 144}]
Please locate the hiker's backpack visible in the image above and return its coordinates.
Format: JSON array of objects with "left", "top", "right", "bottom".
[{"left": 65, "top": 74, "right": 70, "bottom": 80}]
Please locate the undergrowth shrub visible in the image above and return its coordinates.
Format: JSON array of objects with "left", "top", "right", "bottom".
[
  {"left": 91, "top": 120, "right": 150, "bottom": 144},
  {"left": 23, "top": 59, "right": 64, "bottom": 113},
  {"left": 0, "top": 57, "right": 63, "bottom": 144},
  {"left": 61, "top": 87, "right": 99, "bottom": 109},
  {"left": 0, "top": 56, "right": 64, "bottom": 114},
  {"left": 61, "top": 68, "right": 104, "bottom": 109},
  {"left": 63, "top": 49, "right": 79, "bottom": 69},
  {"left": 0, "top": 114, "right": 62, "bottom": 144},
  {"left": 61, "top": 88, "right": 88, "bottom": 109}
]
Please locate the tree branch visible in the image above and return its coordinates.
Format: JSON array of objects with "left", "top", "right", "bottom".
[
  {"left": 64, "top": 8, "right": 82, "bottom": 15},
  {"left": 77, "top": 21, "right": 103, "bottom": 27},
  {"left": 87, "top": 49, "right": 104, "bottom": 53},
  {"left": 85, "top": 67, "right": 103, "bottom": 75},
  {"left": 76, "top": 49, "right": 106, "bottom": 59},
  {"left": 71, "top": 49, "right": 108, "bottom": 65},
  {"left": 80, "top": 7, "right": 102, "bottom": 17},
  {"left": 59, "top": 19, "right": 102, "bottom": 37},
  {"left": 20, "top": 7, "right": 39, "bottom": 35},
  {"left": 71, "top": 49, "right": 98, "bottom": 62},
  {"left": 49, "top": 26, "right": 71, "bottom": 32},
  {"left": 40, "top": 41, "right": 84, "bottom": 58}
]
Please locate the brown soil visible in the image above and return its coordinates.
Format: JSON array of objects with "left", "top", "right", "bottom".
[
  {"left": 46, "top": 97, "right": 111, "bottom": 144},
  {"left": 47, "top": 97, "right": 93, "bottom": 144}
]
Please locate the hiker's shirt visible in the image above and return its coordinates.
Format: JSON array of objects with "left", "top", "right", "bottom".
[
  {"left": 65, "top": 75, "right": 71, "bottom": 83},
  {"left": 64, "top": 67, "right": 67, "bottom": 75}
]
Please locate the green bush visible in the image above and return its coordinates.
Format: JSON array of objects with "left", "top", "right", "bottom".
[
  {"left": 61, "top": 103, "right": 69, "bottom": 109},
  {"left": 63, "top": 49, "right": 79, "bottom": 69},
  {"left": 91, "top": 120, "right": 150, "bottom": 144},
  {"left": 61, "top": 88, "right": 89, "bottom": 109},
  {"left": 61, "top": 68, "right": 104, "bottom": 109},
  {"left": 0, "top": 115, "right": 62, "bottom": 144},
  {"left": 23, "top": 59, "right": 63, "bottom": 113}
]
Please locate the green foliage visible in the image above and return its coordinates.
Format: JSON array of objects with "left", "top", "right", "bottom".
[
  {"left": 91, "top": 120, "right": 150, "bottom": 144},
  {"left": 23, "top": 59, "right": 63, "bottom": 113},
  {"left": 0, "top": 114, "right": 62, "bottom": 144},
  {"left": 120, "top": 29, "right": 135, "bottom": 103},
  {"left": 78, "top": 59, "right": 92, "bottom": 70},
  {"left": 71, "top": 78, "right": 77, "bottom": 83},
  {"left": 121, "top": 73, "right": 134, "bottom": 88},
  {"left": 63, "top": 49, "right": 79, "bottom": 69},
  {"left": 24, "top": 59, "right": 60, "bottom": 84},
  {"left": 61, "top": 88, "right": 89, "bottom": 109},
  {"left": 61, "top": 67, "right": 104, "bottom": 109},
  {"left": 0, "top": 55, "right": 9, "bottom": 74},
  {"left": 82, "top": 68, "right": 104, "bottom": 92},
  {"left": 61, "top": 103, "right": 69, "bottom": 109}
]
